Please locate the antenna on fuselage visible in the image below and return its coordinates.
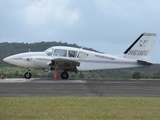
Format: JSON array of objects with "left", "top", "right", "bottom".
[{"left": 80, "top": 46, "right": 84, "bottom": 49}]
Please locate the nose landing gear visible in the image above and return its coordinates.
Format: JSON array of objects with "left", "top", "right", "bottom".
[{"left": 24, "top": 72, "right": 31, "bottom": 79}]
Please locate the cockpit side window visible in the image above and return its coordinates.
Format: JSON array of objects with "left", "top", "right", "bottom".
[
  {"left": 45, "top": 48, "right": 53, "bottom": 56},
  {"left": 54, "top": 49, "right": 67, "bottom": 57},
  {"left": 77, "top": 52, "right": 88, "bottom": 58},
  {"left": 68, "top": 50, "right": 77, "bottom": 58}
]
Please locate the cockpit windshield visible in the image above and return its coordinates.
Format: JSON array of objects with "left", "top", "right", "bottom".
[{"left": 45, "top": 48, "right": 53, "bottom": 56}]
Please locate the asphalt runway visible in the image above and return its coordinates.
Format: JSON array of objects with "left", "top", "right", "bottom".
[{"left": 0, "top": 78, "right": 160, "bottom": 97}]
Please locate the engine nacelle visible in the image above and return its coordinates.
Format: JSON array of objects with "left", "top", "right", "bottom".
[
  {"left": 31, "top": 56, "right": 51, "bottom": 68},
  {"left": 22, "top": 56, "right": 51, "bottom": 68}
]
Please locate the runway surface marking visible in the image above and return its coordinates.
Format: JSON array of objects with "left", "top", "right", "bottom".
[
  {"left": 0, "top": 78, "right": 32, "bottom": 83},
  {"left": 0, "top": 78, "right": 86, "bottom": 83}
]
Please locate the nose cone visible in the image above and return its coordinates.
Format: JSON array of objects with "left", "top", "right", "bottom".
[{"left": 3, "top": 57, "right": 11, "bottom": 63}]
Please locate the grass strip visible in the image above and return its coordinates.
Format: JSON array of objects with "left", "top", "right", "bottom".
[{"left": 0, "top": 97, "right": 160, "bottom": 120}]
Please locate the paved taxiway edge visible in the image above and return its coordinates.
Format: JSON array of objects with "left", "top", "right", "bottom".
[{"left": 0, "top": 78, "right": 160, "bottom": 97}]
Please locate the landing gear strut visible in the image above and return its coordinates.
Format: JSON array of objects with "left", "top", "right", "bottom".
[
  {"left": 24, "top": 72, "right": 31, "bottom": 79},
  {"left": 61, "top": 72, "right": 69, "bottom": 79}
]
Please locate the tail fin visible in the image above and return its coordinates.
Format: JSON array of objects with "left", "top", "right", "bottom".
[{"left": 124, "top": 33, "right": 156, "bottom": 60}]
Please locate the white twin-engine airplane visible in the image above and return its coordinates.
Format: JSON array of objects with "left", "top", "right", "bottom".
[{"left": 3, "top": 33, "right": 156, "bottom": 79}]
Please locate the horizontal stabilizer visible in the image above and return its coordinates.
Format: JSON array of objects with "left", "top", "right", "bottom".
[{"left": 137, "top": 60, "right": 155, "bottom": 65}]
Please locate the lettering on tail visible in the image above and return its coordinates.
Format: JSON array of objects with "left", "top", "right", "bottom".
[{"left": 128, "top": 50, "right": 149, "bottom": 56}]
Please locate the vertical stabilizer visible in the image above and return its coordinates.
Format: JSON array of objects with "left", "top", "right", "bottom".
[{"left": 124, "top": 33, "right": 156, "bottom": 60}]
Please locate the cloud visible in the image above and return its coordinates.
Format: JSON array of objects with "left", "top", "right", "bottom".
[
  {"left": 94, "top": 0, "right": 160, "bottom": 21},
  {"left": 24, "top": 0, "right": 82, "bottom": 25}
]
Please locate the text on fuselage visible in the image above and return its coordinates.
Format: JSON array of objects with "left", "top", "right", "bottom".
[{"left": 95, "top": 55, "right": 115, "bottom": 60}]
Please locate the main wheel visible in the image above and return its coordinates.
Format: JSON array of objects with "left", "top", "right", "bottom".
[
  {"left": 61, "top": 72, "right": 69, "bottom": 79},
  {"left": 24, "top": 72, "right": 31, "bottom": 79}
]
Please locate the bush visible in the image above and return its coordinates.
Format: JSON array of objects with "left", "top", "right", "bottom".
[
  {"left": 151, "top": 72, "right": 160, "bottom": 79},
  {"left": 132, "top": 72, "right": 144, "bottom": 79}
]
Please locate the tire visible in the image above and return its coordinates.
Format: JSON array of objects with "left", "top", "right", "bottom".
[
  {"left": 24, "top": 72, "right": 31, "bottom": 79},
  {"left": 61, "top": 72, "right": 69, "bottom": 79}
]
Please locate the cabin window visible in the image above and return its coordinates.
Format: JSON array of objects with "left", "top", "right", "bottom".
[
  {"left": 77, "top": 52, "right": 88, "bottom": 58},
  {"left": 68, "top": 50, "right": 77, "bottom": 57},
  {"left": 54, "top": 49, "right": 67, "bottom": 57},
  {"left": 45, "top": 48, "right": 53, "bottom": 56}
]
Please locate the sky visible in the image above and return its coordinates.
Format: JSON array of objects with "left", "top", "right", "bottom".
[{"left": 0, "top": 0, "right": 160, "bottom": 62}]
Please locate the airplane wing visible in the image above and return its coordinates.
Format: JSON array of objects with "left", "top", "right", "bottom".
[
  {"left": 48, "top": 57, "right": 80, "bottom": 73},
  {"left": 137, "top": 60, "right": 155, "bottom": 65}
]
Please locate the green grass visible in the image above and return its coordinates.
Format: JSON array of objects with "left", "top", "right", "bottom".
[{"left": 0, "top": 97, "right": 160, "bottom": 120}]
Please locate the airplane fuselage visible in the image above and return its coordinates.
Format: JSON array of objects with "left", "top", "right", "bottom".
[{"left": 3, "top": 46, "right": 146, "bottom": 72}]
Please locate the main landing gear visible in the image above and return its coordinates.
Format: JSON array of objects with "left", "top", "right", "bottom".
[
  {"left": 24, "top": 72, "right": 31, "bottom": 79},
  {"left": 61, "top": 72, "right": 69, "bottom": 79}
]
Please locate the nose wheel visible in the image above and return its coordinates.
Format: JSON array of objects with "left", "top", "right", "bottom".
[{"left": 24, "top": 72, "right": 31, "bottom": 79}]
